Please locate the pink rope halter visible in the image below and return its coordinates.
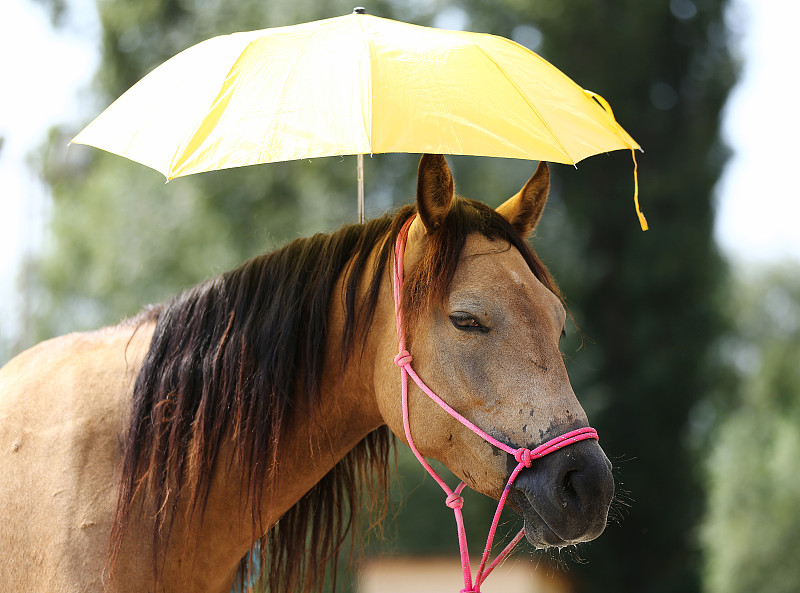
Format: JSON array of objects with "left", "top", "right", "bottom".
[{"left": 392, "top": 215, "right": 599, "bottom": 593}]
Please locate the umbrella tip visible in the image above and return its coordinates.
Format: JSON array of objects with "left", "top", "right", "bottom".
[{"left": 353, "top": 7, "right": 366, "bottom": 14}]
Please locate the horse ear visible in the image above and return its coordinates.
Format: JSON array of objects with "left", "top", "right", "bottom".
[
  {"left": 496, "top": 161, "right": 550, "bottom": 238},
  {"left": 416, "top": 154, "right": 454, "bottom": 232}
]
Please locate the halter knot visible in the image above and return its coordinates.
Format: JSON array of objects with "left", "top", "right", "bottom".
[
  {"left": 514, "top": 448, "right": 533, "bottom": 468},
  {"left": 445, "top": 492, "right": 464, "bottom": 509},
  {"left": 394, "top": 350, "right": 413, "bottom": 367}
]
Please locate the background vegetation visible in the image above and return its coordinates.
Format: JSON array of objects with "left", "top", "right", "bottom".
[
  {"left": 701, "top": 265, "right": 800, "bottom": 593},
  {"left": 5, "top": 0, "right": 798, "bottom": 592}
]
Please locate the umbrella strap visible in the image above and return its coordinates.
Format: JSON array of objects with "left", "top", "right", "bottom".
[
  {"left": 584, "top": 90, "right": 647, "bottom": 231},
  {"left": 392, "top": 215, "right": 599, "bottom": 593},
  {"left": 632, "top": 149, "right": 647, "bottom": 231}
]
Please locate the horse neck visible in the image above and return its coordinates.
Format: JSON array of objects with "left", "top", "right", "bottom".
[{"left": 183, "top": 239, "right": 391, "bottom": 584}]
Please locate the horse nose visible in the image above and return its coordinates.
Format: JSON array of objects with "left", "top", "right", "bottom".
[{"left": 512, "top": 439, "right": 614, "bottom": 544}]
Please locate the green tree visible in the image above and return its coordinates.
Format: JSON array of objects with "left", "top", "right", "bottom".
[{"left": 701, "top": 265, "right": 800, "bottom": 593}]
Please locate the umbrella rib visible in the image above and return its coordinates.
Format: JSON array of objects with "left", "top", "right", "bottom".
[
  {"left": 165, "top": 34, "right": 261, "bottom": 178},
  {"left": 475, "top": 43, "right": 576, "bottom": 164},
  {"left": 165, "top": 51, "right": 244, "bottom": 177},
  {"left": 166, "top": 32, "right": 313, "bottom": 177}
]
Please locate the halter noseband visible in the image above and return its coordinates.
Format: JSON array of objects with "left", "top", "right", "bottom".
[{"left": 392, "top": 214, "right": 599, "bottom": 593}]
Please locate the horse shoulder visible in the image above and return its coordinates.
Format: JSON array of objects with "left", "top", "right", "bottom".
[{"left": 0, "top": 322, "right": 154, "bottom": 592}]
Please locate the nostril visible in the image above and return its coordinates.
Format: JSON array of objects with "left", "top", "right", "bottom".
[
  {"left": 555, "top": 456, "right": 614, "bottom": 516},
  {"left": 562, "top": 469, "right": 578, "bottom": 501},
  {"left": 559, "top": 468, "right": 585, "bottom": 512}
]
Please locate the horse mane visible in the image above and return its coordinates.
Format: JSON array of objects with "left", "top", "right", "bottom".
[{"left": 110, "top": 198, "right": 559, "bottom": 593}]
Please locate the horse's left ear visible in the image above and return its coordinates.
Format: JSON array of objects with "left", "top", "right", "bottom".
[
  {"left": 496, "top": 161, "right": 550, "bottom": 238},
  {"left": 416, "top": 154, "right": 454, "bottom": 232}
]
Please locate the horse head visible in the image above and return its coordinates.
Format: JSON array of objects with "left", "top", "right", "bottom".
[{"left": 374, "top": 154, "right": 614, "bottom": 548}]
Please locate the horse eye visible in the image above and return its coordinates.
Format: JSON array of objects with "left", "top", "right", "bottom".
[{"left": 449, "top": 314, "right": 486, "bottom": 332}]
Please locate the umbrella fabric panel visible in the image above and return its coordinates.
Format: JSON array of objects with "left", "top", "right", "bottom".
[
  {"left": 169, "top": 16, "right": 374, "bottom": 178},
  {"left": 367, "top": 22, "right": 573, "bottom": 162},
  {"left": 365, "top": 16, "right": 638, "bottom": 163},
  {"left": 72, "top": 30, "right": 265, "bottom": 178},
  {"left": 481, "top": 36, "right": 640, "bottom": 162}
]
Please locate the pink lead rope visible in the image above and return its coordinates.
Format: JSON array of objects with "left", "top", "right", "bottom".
[{"left": 392, "top": 215, "right": 599, "bottom": 593}]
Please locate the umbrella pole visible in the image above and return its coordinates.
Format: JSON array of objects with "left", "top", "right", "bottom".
[{"left": 357, "top": 154, "right": 365, "bottom": 223}]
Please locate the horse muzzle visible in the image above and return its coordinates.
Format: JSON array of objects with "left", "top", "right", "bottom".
[{"left": 509, "top": 439, "right": 614, "bottom": 548}]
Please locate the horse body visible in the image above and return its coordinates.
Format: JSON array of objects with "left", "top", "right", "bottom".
[
  {"left": 0, "top": 155, "right": 614, "bottom": 592},
  {"left": 0, "top": 325, "right": 148, "bottom": 591},
  {"left": 0, "top": 304, "right": 385, "bottom": 593}
]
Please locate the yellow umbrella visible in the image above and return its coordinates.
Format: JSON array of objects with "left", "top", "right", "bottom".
[{"left": 72, "top": 9, "right": 645, "bottom": 229}]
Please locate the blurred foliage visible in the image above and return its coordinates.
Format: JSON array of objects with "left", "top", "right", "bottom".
[
  {"left": 20, "top": 0, "right": 737, "bottom": 593},
  {"left": 701, "top": 265, "right": 800, "bottom": 593}
]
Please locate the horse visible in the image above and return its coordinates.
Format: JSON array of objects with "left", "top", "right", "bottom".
[{"left": 0, "top": 154, "right": 614, "bottom": 593}]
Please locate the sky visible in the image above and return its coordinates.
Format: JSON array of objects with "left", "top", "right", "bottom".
[
  {"left": 1, "top": 0, "right": 799, "bottom": 343},
  {"left": 714, "top": 0, "right": 800, "bottom": 265},
  {"left": 0, "top": 0, "right": 99, "bottom": 340}
]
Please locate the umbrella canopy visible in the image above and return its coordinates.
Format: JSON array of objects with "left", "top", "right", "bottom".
[{"left": 72, "top": 11, "right": 645, "bottom": 227}]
